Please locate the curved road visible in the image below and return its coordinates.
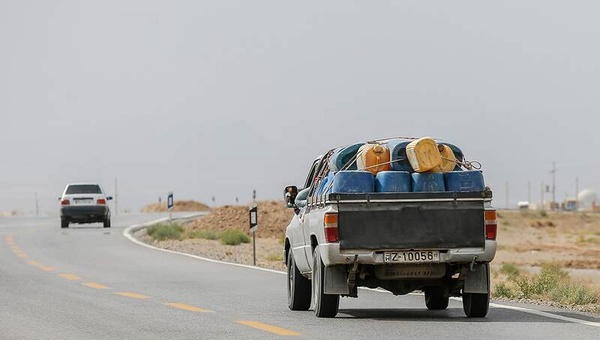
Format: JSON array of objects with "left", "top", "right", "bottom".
[{"left": 1, "top": 214, "right": 599, "bottom": 339}]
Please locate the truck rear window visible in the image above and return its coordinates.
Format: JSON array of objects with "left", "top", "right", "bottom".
[{"left": 66, "top": 185, "right": 102, "bottom": 194}]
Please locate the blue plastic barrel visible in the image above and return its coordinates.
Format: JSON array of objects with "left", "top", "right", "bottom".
[
  {"left": 375, "top": 171, "right": 412, "bottom": 192},
  {"left": 316, "top": 172, "right": 335, "bottom": 195},
  {"left": 329, "top": 143, "right": 364, "bottom": 171},
  {"left": 386, "top": 140, "right": 413, "bottom": 172},
  {"left": 411, "top": 173, "right": 446, "bottom": 192},
  {"left": 330, "top": 171, "right": 374, "bottom": 193},
  {"left": 444, "top": 171, "right": 485, "bottom": 192}
]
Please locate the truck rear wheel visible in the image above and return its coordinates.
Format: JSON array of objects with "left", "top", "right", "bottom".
[
  {"left": 312, "top": 247, "right": 339, "bottom": 318},
  {"left": 425, "top": 287, "right": 449, "bottom": 310},
  {"left": 462, "top": 263, "right": 490, "bottom": 317},
  {"left": 287, "top": 250, "right": 311, "bottom": 311}
]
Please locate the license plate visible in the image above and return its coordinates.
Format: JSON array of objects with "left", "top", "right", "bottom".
[
  {"left": 74, "top": 199, "right": 93, "bottom": 204},
  {"left": 383, "top": 250, "right": 440, "bottom": 263}
]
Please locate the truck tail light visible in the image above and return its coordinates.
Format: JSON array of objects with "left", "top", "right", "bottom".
[
  {"left": 61, "top": 199, "right": 70, "bottom": 205},
  {"left": 97, "top": 198, "right": 106, "bottom": 205},
  {"left": 324, "top": 213, "right": 339, "bottom": 243},
  {"left": 485, "top": 209, "right": 497, "bottom": 240}
]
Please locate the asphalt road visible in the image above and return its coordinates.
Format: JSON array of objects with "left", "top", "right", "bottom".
[{"left": 1, "top": 214, "right": 599, "bottom": 339}]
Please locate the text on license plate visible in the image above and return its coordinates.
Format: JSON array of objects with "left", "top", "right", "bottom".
[{"left": 384, "top": 251, "right": 440, "bottom": 263}]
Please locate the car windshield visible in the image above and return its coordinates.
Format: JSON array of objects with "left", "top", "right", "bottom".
[{"left": 65, "top": 184, "right": 102, "bottom": 194}]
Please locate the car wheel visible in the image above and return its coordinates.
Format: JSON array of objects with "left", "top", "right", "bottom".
[
  {"left": 61, "top": 219, "right": 69, "bottom": 229},
  {"left": 287, "top": 250, "right": 311, "bottom": 311},
  {"left": 103, "top": 217, "right": 111, "bottom": 228},
  {"left": 312, "top": 247, "right": 339, "bottom": 318},
  {"left": 424, "top": 286, "right": 449, "bottom": 310},
  {"left": 462, "top": 264, "right": 490, "bottom": 318}
]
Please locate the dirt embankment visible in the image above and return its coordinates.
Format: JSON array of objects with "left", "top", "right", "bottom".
[
  {"left": 141, "top": 200, "right": 211, "bottom": 213},
  {"left": 183, "top": 200, "right": 294, "bottom": 239}
]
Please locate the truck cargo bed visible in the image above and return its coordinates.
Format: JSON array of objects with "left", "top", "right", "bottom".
[{"left": 327, "top": 191, "right": 491, "bottom": 250}]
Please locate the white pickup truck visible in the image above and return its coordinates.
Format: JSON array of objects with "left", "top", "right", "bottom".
[{"left": 283, "top": 138, "right": 497, "bottom": 318}]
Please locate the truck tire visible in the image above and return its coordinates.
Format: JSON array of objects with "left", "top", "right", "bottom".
[
  {"left": 424, "top": 287, "right": 449, "bottom": 310},
  {"left": 462, "top": 263, "right": 490, "bottom": 317},
  {"left": 287, "top": 250, "right": 311, "bottom": 311},
  {"left": 61, "top": 218, "right": 69, "bottom": 229},
  {"left": 312, "top": 247, "right": 339, "bottom": 318}
]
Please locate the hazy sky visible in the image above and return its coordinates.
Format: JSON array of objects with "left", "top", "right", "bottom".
[{"left": 1, "top": 1, "right": 599, "bottom": 214}]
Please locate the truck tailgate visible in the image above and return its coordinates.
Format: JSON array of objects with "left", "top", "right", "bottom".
[{"left": 331, "top": 192, "right": 487, "bottom": 250}]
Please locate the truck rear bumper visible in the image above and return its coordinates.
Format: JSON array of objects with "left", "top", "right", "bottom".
[{"left": 318, "top": 240, "right": 496, "bottom": 267}]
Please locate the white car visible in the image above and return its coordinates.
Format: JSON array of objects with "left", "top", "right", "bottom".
[{"left": 59, "top": 183, "right": 112, "bottom": 228}]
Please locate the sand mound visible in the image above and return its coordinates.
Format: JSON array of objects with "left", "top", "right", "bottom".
[
  {"left": 141, "top": 200, "right": 211, "bottom": 212},
  {"left": 188, "top": 200, "right": 294, "bottom": 239}
]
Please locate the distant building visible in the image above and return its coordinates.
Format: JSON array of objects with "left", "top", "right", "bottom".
[{"left": 577, "top": 189, "right": 598, "bottom": 211}]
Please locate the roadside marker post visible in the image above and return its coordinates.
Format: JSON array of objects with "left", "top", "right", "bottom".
[
  {"left": 167, "top": 191, "right": 174, "bottom": 221},
  {"left": 249, "top": 205, "right": 258, "bottom": 266}
]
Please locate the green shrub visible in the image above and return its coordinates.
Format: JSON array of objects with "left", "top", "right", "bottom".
[
  {"left": 266, "top": 252, "right": 283, "bottom": 262},
  {"left": 498, "top": 262, "right": 600, "bottom": 307},
  {"left": 494, "top": 282, "right": 517, "bottom": 299},
  {"left": 584, "top": 237, "right": 600, "bottom": 245},
  {"left": 513, "top": 275, "right": 536, "bottom": 298},
  {"left": 500, "top": 263, "right": 520, "bottom": 279},
  {"left": 187, "top": 229, "right": 220, "bottom": 240},
  {"left": 549, "top": 282, "right": 600, "bottom": 305},
  {"left": 220, "top": 229, "right": 250, "bottom": 245},
  {"left": 539, "top": 210, "right": 548, "bottom": 218},
  {"left": 537, "top": 263, "right": 569, "bottom": 293},
  {"left": 146, "top": 223, "right": 184, "bottom": 241}
]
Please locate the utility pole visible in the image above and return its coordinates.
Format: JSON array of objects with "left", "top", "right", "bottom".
[
  {"left": 551, "top": 161, "right": 556, "bottom": 209},
  {"left": 575, "top": 176, "right": 579, "bottom": 210},
  {"left": 505, "top": 182, "right": 509, "bottom": 209},
  {"left": 114, "top": 177, "right": 118, "bottom": 215},
  {"left": 540, "top": 181, "right": 544, "bottom": 210},
  {"left": 34, "top": 192, "right": 39, "bottom": 216}
]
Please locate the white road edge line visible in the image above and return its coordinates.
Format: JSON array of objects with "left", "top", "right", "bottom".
[
  {"left": 488, "top": 301, "right": 600, "bottom": 328},
  {"left": 123, "top": 218, "right": 285, "bottom": 275},
  {"left": 123, "top": 219, "right": 600, "bottom": 327}
]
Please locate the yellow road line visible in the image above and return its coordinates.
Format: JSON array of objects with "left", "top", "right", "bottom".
[
  {"left": 27, "top": 261, "right": 56, "bottom": 272},
  {"left": 115, "top": 292, "right": 150, "bottom": 299},
  {"left": 237, "top": 321, "right": 300, "bottom": 336},
  {"left": 82, "top": 282, "right": 110, "bottom": 290},
  {"left": 59, "top": 273, "right": 82, "bottom": 280},
  {"left": 39, "top": 266, "right": 56, "bottom": 272},
  {"left": 9, "top": 246, "right": 28, "bottom": 258},
  {"left": 164, "top": 302, "right": 212, "bottom": 313}
]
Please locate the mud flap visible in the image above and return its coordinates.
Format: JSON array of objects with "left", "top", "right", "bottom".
[
  {"left": 324, "top": 265, "right": 349, "bottom": 295},
  {"left": 463, "top": 263, "right": 489, "bottom": 294}
]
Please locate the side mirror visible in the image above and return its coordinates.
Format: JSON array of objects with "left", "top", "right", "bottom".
[
  {"left": 106, "top": 196, "right": 113, "bottom": 201},
  {"left": 283, "top": 185, "right": 298, "bottom": 208}
]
